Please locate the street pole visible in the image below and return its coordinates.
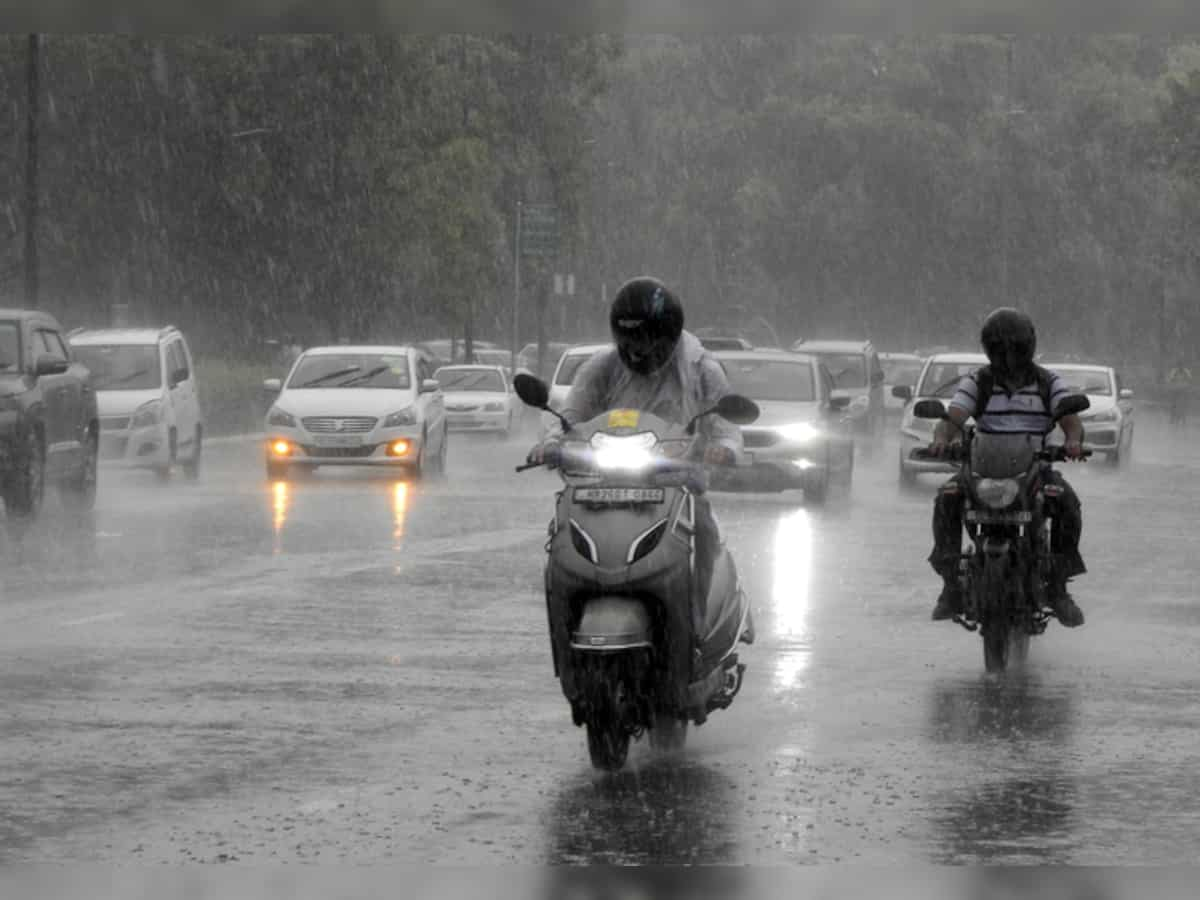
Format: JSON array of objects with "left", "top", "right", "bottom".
[
  {"left": 24, "top": 33, "right": 40, "bottom": 309},
  {"left": 512, "top": 200, "right": 522, "bottom": 370}
]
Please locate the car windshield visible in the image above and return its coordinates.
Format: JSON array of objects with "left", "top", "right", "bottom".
[
  {"left": 882, "top": 359, "right": 923, "bottom": 385},
  {"left": 436, "top": 368, "right": 506, "bottom": 392},
  {"left": 813, "top": 353, "right": 867, "bottom": 388},
  {"left": 555, "top": 352, "right": 598, "bottom": 386},
  {"left": 287, "top": 354, "right": 412, "bottom": 389},
  {"left": 1054, "top": 368, "right": 1112, "bottom": 396},
  {"left": 919, "top": 362, "right": 981, "bottom": 399},
  {"left": 0, "top": 322, "right": 19, "bottom": 372},
  {"left": 723, "top": 359, "right": 815, "bottom": 402},
  {"left": 73, "top": 344, "right": 162, "bottom": 390}
]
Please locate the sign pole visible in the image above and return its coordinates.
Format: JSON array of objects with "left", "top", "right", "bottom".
[{"left": 512, "top": 200, "right": 522, "bottom": 370}]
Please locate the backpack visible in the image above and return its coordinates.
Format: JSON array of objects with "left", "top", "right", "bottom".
[{"left": 972, "top": 364, "right": 1055, "bottom": 422}]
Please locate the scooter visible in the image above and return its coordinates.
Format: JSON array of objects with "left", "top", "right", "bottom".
[
  {"left": 513, "top": 373, "right": 758, "bottom": 770},
  {"left": 910, "top": 393, "right": 1091, "bottom": 672}
]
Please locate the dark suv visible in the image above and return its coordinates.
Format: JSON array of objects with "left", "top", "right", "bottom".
[{"left": 0, "top": 309, "right": 99, "bottom": 520}]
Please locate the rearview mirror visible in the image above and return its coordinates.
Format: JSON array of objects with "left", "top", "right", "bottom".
[
  {"left": 913, "top": 399, "right": 948, "bottom": 420},
  {"left": 513, "top": 372, "right": 550, "bottom": 409},
  {"left": 891, "top": 385, "right": 912, "bottom": 401},
  {"left": 35, "top": 355, "right": 69, "bottom": 377},
  {"left": 829, "top": 395, "right": 851, "bottom": 411},
  {"left": 263, "top": 377, "right": 282, "bottom": 392},
  {"left": 1053, "top": 394, "right": 1090, "bottom": 419},
  {"left": 420, "top": 379, "right": 440, "bottom": 394},
  {"left": 1119, "top": 388, "right": 1134, "bottom": 400},
  {"left": 714, "top": 394, "right": 759, "bottom": 425}
]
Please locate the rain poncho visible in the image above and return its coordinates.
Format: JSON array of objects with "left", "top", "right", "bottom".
[{"left": 552, "top": 331, "right": 743, "bottom": 455}]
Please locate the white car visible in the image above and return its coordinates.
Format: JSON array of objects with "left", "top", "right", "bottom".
[
  {"left": 880, "top": 352, "right": 926, "bottom": 415},
  {"left": 540, "top": 343, "right": 612, "bottom": 438},
  {"left": 434, "top": 364, "right": 520, "bottom": 435},
  {"left": 263, "top": 344, "right": 448, "bottom": 480},
  {"left": 712, "top": 350, "right": 854, "bottom": 503},
  {"left": 69, "top": 326, "right": 204, "bottom": 480},
  {"left": 1042, "top": 362, "right": 1135, "bottom": 466},
  {"left": 896, "top": 352, "right": 987, "bottom": 486}
]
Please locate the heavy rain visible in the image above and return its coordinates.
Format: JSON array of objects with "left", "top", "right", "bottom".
[{"left": 1, "top": 22, "right": 1200, "bottom": 896}]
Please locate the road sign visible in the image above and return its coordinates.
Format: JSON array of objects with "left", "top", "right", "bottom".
[{"left": 521, "top": 203, "right": 559, "bottom": 258}]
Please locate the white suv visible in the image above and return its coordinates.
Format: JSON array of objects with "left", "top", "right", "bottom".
[
  {"left": 262, "top": 344, "right": 448, "bottom": 480},
  {"left": 69, "top": 326, "right": 204, "bottom": 480}
]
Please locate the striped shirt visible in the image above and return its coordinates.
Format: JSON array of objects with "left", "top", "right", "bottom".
[{"left": 949, "top": 367, "right": 1070, "bottom": 434}]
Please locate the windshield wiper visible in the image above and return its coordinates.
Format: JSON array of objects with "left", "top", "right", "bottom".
[
  {"left": 336, "top": 364, "right": 391, "bottom": 387},
  {"left": 297, "top": 366, "right": 362, "bottom": 388}
]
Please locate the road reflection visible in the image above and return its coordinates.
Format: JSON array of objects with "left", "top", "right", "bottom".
[
  {"left": 391, "top": 480, "right": 409, "bottom": 550},
  {"left": 925, "top": 674, "right": 1080, "bottom": 863},
  {"left": 545, "top": 757, "right": 741, "bottom": 865},
  {"left": 770, "top": 508, "right": 813, "bottom": 691},
  {"left": 269, "top": 479, "right": 289, "bottom": 554}
]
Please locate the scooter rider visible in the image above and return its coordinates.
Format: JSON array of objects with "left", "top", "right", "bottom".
[
  {"left": 927, "top": 307, "right": 1087, "bottom": 627},
  {"left": 528, "top": 276, "right": 744, "bottom": 610}
]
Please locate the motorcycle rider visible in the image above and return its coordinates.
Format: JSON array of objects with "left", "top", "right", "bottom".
[
  {"left": 928, "top": 308, "right": 1087, "bottom": 627},
  {"left": 527, "top": 276, "right": 744, "bottom": 618}
]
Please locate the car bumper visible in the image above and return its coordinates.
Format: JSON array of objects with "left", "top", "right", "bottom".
[
  {"left": 265, "top": 427, "right": 424, "bottom": 467},
  {"left": 99, "top": 424, "right": 170, "bottom": 466},
  {"left": 711, "top": 443, "right": 829, "bottom": 491},
  {"left": 446, "top": 410, "right": 509, "bottom": 431}
]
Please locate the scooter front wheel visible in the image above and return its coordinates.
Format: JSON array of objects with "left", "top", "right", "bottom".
[
  {"left": 586, "top": 714, "right": 631, "bottom": 771},
  {"left": 648, "top": 710, "right": 688, "bottom": 752}
]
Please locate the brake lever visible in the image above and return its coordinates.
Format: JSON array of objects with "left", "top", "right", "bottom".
[{"left": 515, "top": 461, "right": 543, "bottom": 473}]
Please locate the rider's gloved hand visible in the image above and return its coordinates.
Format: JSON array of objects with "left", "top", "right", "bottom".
[
  {"left": 527, "top": 439, "right": 562, "bottom": 468},
  {"left": 1063, "top": 439, "right": 1085, "bottom": 461},
  {"left": 703, "top": 445, "right": 737, "bottom": 466},
  {"left": 928, "top": 438, "right": 949, "bottom": 458}
]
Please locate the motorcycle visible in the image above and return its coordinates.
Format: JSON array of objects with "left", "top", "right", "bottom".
[
  {"left": 909, "top": 394, "right": 1091, "bottom": 673},
  {"left": 513, "top": 373, "right": 758, "bottom": 770}
]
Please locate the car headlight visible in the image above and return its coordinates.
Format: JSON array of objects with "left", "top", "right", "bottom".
[
  {"left": 590, "top": 431, "right": 658, "bottom": 471},
  {"left": 483, "top": 402, "right": 504, "bottom": 412},
  {"left": 384, "top": 407, "right": 417, "bottom": 428},
  {"left": 1086, "top": 409, "right": 1118, "bottom": 423},
  {"left": 267, "top": 406, "right": 296, "bottom": 428},
  {"left": 974, "top": 477, "right": 1020, "bottom": 509},
  {"left": 131, "top": 400, "right": 163, "bottom": 429},
  {"left": 849, "top": 395, "right": 870, "bottom": 410},
  {"left": 775, "top": 422, "right": 820, "bottom": 442}
]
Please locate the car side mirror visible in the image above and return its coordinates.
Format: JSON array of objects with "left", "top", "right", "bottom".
[
  {"left": 170, "top": 367, "right": 188, "bottom": 387},
  {"left": 829, "top": 395, "right": 851, "bottom": 411},
  {"left": 891, "top": 385, "right": 913, "bottom": 401},
  {"left": 420, "top": 379, "right": 440, "bottom": 394},
  {"left": 35, "top": 355, "right": 69, "bottom": 377},
  {"left": 263, "top": 377, "right": 282, "bottom": 392},
  {"left": 913, "top": 399, "right": 949, "bottom": 420},
  {"left": 1053, "top": 394, "right": 1090, "bottom": 419},
  {"left": 1119, "top": 388, "right": 1134, "bottom": 400}
]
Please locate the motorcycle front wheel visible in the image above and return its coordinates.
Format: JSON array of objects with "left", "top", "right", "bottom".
[
  {"left": 583, "top": 660, "right": 634, "bottom": 771},
  {"left": 648, "top": 709, "right": 688, "bottom": 752},
  {"left": 980, "top": 560, "right": 1012, "bottom": 673}
]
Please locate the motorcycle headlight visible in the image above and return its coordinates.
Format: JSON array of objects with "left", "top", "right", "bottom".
[
  {"left": 384, "top": 407, "right": 417, "bottom": 428},
  {"left": 589, "top": 431, "right": 658, "bottom": 471},
  {"left": 131, "top": 400, "right": 163, "bottom": 429},
  {"left": 483, "top": 402, "right": 504, "bottom": 412},
  {"left": 1086, "top": 408, "right": 1118, "bottom": 423},
  {"left": 267, "top": 406, "right": 296, "bottom": 428},
  {"left": 974, "top": 477, "right": 1021, "bottom": 509},
  {"left": 775, "top": 422, "right": 820, "bottom": 442}
]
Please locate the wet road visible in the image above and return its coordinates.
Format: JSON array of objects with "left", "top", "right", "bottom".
[{"left": 2, "top": 411, "right": 1199, "bottom": 864}]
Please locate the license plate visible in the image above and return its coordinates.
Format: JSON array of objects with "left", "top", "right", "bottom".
[
  {"left": 574, "top": 487, "right": 664, "bottom": 505},
  {"left": 966, "top": 510, "right": 1032, "bottom": 524},
  {"left": 313, "top": 434, "right": 364, "bottom": 448}
]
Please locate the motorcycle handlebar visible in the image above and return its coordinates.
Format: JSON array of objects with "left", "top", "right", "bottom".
[{"left": 909, "top": 446, "right": 1092, "bottom": 463}]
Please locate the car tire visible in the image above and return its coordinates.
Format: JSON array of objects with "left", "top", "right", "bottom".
[
  {"left": 899, "top": 455, "right": 917, "bottom": 489},
  {"left": 59, "top": 429, "right": 98, "bottom": 512},
  {"left": 4, "top": 428, "right": 45, "bottom": 520},
  {"left": 156, "top": 428, "right": 177, "bottom": 482},
  {"left": 804, "top": 462, "right": 830, "bottom": 506},
  {"left": 436, "top": 426, "right": 448, "bottom": 475},
  {"left": 410, "top": 430, "right": 427, "bottom": 480},
  {"left": 182, "top": 425, "right": 202, "bottom": 481}
]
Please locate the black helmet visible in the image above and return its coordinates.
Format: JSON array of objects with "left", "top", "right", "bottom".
[
  {"left": 980, "top": 307, "right": 1037, "bottom": 381},
  {"left": 609, "top": 277, "right": 684, "bottom": 375}
]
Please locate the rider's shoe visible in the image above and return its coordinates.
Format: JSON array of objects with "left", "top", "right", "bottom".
[
  {"left": 932, "top": 585, "right": 963, "bottom": 621},
  {"left": 1049, "top": 587, "right": 1085, "bottom": 627}
]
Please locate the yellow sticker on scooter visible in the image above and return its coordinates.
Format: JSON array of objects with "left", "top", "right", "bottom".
[{"left": 607, "top": 409, "right": 640, "bottom": 429}]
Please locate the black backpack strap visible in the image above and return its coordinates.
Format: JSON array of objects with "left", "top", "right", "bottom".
[
  {"left": 1032, "top": 364, "right": 1054, "bottom": 415},
  {"left": 973, "top": 365, "right": 993, "bottom": 420}
]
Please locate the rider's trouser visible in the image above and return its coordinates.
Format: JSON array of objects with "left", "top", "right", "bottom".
[{"left": 928, "top": 470, "right": 1085, "bottom": 594}]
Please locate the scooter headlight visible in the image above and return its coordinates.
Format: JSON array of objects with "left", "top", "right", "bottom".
[
  {"left": 975, "top": 477, "right": 1021, "bottom": 509},
  {"left": 775, "top": 422, "right": 820, "bottom": 442},
  {"left": 590, "top": 431, "right": 658, "bottom": 471}
]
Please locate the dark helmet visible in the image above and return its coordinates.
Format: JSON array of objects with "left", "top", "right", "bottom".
[
  {"left": 980, "top": 307, "right": 1037, "bottom": 380},
  {"left": 609, "top": 277, "right": 684, "bottom": 375}
]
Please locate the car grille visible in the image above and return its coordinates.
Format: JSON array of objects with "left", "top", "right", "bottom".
[
  {"left": 741, "top": 429, "right": 779, "bottom": 449},
  {"left": 101, "top": 416, "right": 130, "bottom": 431},
  {"left": 301, "top": 444, "right": 377, "bottom": 459},
  {"left": 446, "top": 404, "right": 479, "bottom": 412},
  {"left": 302, "top": 416, "right": 377, "bottom": 434}
]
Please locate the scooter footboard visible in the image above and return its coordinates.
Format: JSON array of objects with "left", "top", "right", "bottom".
[{"left": 570, "top": 596, "right": 653, "bottom": 651}]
